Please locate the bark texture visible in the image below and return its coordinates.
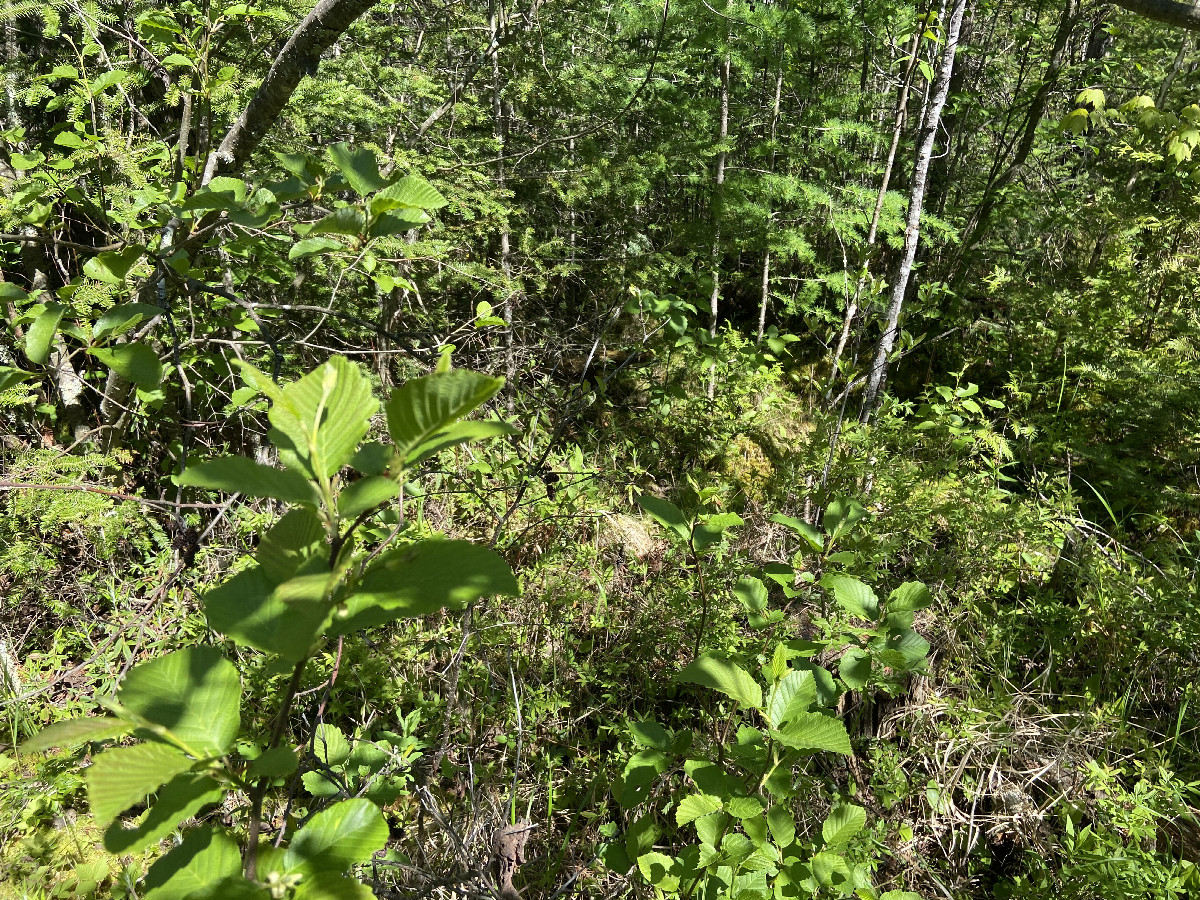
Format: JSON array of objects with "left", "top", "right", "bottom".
[{"left": 202, "top": 0, "right": 381, "bottom": 184}]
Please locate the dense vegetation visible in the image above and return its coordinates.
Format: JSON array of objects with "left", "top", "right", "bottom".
[{"left": 1, "top": 0, "right": 1199, "bottom": 897}]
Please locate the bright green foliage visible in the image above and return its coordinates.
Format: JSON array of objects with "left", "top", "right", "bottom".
[{"left": 19, "top": 356, "right": 517, "bottom": 895}]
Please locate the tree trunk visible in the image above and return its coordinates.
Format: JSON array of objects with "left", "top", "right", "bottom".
[
  {"left": 860, "top": 0, "right": 968, "bottom": 423},
  {"left": 707, "top": 51, "right": 730, "bottom": 400},
  {"left": 828, "top": 23, "right": 925, "bottom": 395},
  {"left": 491, "top": 0, "right": 517, "bottom": 409},
  {"left": 758, "top": 59, "right": 784, "bottom": 345}
]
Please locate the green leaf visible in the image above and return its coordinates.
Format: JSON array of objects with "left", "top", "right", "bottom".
[
  {"left": 20, "top": 717, "right": 131, "bottom": 753},
  {"left": 619, "top": 750, "right": 668, "bottom": 808},
  {"left": 367, "top": 210, "right": 428, "bottom": 238},
  {"left": 143, "top": 827, "right": 242, "bottom": 899},
  {"left": 248, "top": 746, "right": 299, "bottom": 778},
  {"left": 693, "top": 810, "right": 728, "bottom": 847},
  {"left": 734, "top": 576, "right": 770, "bottom": 628},
  {"left": 693, "top": 512, "right": 743, "bottom": 551},
  {"left": 333, "top": 540, "right": 518, "bottom": 633},
  {"left": 348, "top": 442, "right": 390, "bottom": 475},
  {"left": 769, "top": 513, "right": 823, "bottom": 552},
  {"left": 116, "top": 647, "right": 241, "bottom": 757},
  {"left": 385, "top": 370, "right": 506, "bottom": 467},
  {"left": 637, "top": 851, "right": 680, "bottom": 891},
  {"left": 889, "top": 582, "right": 932, "bottom": 613},
  {"left": 293, "top": 874, "right": 376, "bottom": 900},
  {"left": 821, "top": 804, "right": 866, "bottom": 846},
  {"left": 338, "top": 476, "right": 400, "bottom": 519},
  {"left": 314, "top": 724, "right": 351, "bottom": 767},
  {"left": 636, "top": 494, "right": 690, "bottom": 542},
  {"left": 289, "top": 237, "right": 344, "bottom": 260},
  {"left": 371, "top": 175, "right": 447, "bottom": 211},
  {"left": 822, "top": 497, "right": 867, "bottom": 541},
  {"left": 880, "top": 892, "right": 925, "bottom": 900},
  {"left": 676, "top": 654, "right": 762, "bottom": 711},
  {"left": 838, "top": 649, "right": 871, "bottom": 690},
  {"left": 771, "top": 712, "right": 851, "bottom": 755},
  {"left": 90, "top": 343, "right": 163, "bottom": 388},
  {"left": 766, "top": 804, "right": 795, "bottom": 848},
  {"left": 186, "top": 877, "right": 271, "bottom": 900},
  {"left": 628, "top": 720, "right": 672, "bottom": 751},
  {"left": 257, "top": 509, "right": 326, "bottom": 583},
  {"left": 310, "top": 206, "right": 366, "bottom": 236},
  {"left": 103, "top": 774, "right": 225, "bottom": 854},
  {"left": 205, "top": 567, "right": 329, "bottom": 662},
  {"left": 0, "top": 366, "right": 36, "bottom": 393},
  {"left": 676, "top": 793, "right": 722, "bottom": 825},
  {"left": 25, "top": 304, "right": 64, "bottom": 365},
  {"left": 811, "top": 850, "right": 851, "bottom": 888},
  {"left": 884, "top": 628, "right": 930, "bottom": 666},
  {"left": 268, "top": 356, "right": 379, "bottom": 478},
  {"left": 726, "top": 796, "right": 764, "bottom": 818},
  {"left": 821, "top": 574, "right": 879, "bottom": 621},
  {"left": 328, "top": 143, "right": 388, "bottom": 196},
  {"left": 83, "top": 246, "right": 144, "bottom": 284},
  {"left": 93, "top": 302, "right": 162, "bottom": 341},
  {"left": 177, "top": 457, "right": 321, "bottom": 506},
  {"left": 87, "top": 742, "right": 195, "bottom": 825},
  {"left": 766, "top": 669, "right": 816, "bottom": 728},
  {"left": 302, "top": 771, "right": 342, "bottom": 798},
  {"left": 282, "top": 798, "right": 388, "bottom": 875}
]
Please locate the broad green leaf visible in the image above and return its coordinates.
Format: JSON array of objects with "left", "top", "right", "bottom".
[
  {"left": 328, "top": 143, "right": 388, "bottom": 196},
  {"left": 822, "top": 497, "right": 867, "bottom": 540},
  {"left": 676, "top": 654, "right": 762, "bottom": 711},
  {"left": 792, "top": 661, "right": 840, "bottom": 707},
  {"left": 282, "top": 798, "right": 388, "bottom": 875},
  {"left": 821, "top": 574, "right": 879, "bottom": 621},
  {"left": 770, "top": 513, "right": 823, "bottom": 552},
  {"left": 766, "top": 669, "right": 816, "bottom": 728},
  {"left": 628, "top": 720, "right": 672, "bottom": 751},
  {"left": 339, "top": 476, "right": 400, "bottom": 519},
  {"left": 257, "top": 509, "right": 327, "bottom": 583},
  {"left": 248, "top": 746, "right": 299, "bottom": 778},
  {"left": 619, "top": 750, "right": 667, "bottom": 808},
  {"left": 726, "top": 796, "right": 764, "bottom": 818},
  {"left": 811, "top": 850, "right": 851, "bottom": 888},
  {"left": 177, "top": 457, "right": 321, "bottom": 506},
  {"left": 385, "top": 370, "right": 506, "bottom": 466},
  {"left": 734, "top": 576, "right": 770, "bottom": 628},
  {"left": 821, "top": 804, "right": 866, "bottom": 846},
  {"left": 0, "top": 366, "right": 35, "bottom": 393},
  {"left": 310, "top": 206, "right": 366, "bottom": 236},
  {"left": 884, "top": 628, "right": 930, "bottom": 666},
  {"left": 143, "top": 827, "right": 242, "bottom": 899},
  {"left": 693, "top": 512, "right": 743, "bottom": 551},
  {"left": 838, "top": 649, "right": 871, "bottom": 690},
  {"left": 368, "top": 210, "right": 428, "bottom": 238},
  {"left": 371, "top": 175, "right": 447, "bottom": 210},
  {"left": 20, "top": 717, "right": 131, "bottom": 753},
  {"left": 394, "top": 419, "right": 515, "bottom": 467},
  {"left": 637, "top": 851, "right": 680, "bottom": 891},
  {"left": 676, "top": 793, "right": 722, "bottom": 825},
  {"left": 889, "top": 582, "right": 932, "bottom": 613},
  {"left": 766, "top": 804, "right": 795, "bottom": 848},
  {"left": 289, "top": 237, "right": 343, "bottom": 260},
  {"left": 771, "top": 712, "right": 851, "bottom": 755},
  {"left": 268, "top": 356, "right": 378, "bottom": 478},
  {"left": 87, "top": 742, "right": 195, "bottom": 824},
  {"left": 117, "top": 647, "right": 241, "bottom": 757},
  {"left": 333, "top": 540, "right": 518, "bottom": 633},
  {"left": 636, "top": 494, "right": 690, "bottom": 542},
  {"left": 169, "top": 877, "right": 269, "bottom": 900},
  {"left": 348, "top": 442, "right": 390, "bottom": 475},
  {"left": 93, "top": 302, "right": 162, "bottom": 341},
  {"left": 302, "top": 770, "right": 342, "bottom": 798},
  {"left": 90, "top": 343, "right": 163, "bottom": 388},
  {"left": 694, "top": 810, "right": 728, "bottom": 847},
  {"left": 314, "top": 724, "right": 351, "bottom": 767},
  {"left": 880, "top": 892, "right": 924, "bottom": 900},
  {"left": 25, "top": 304, "right": 64, "bottom": 365},
  {"left": 83, "top": 246, "right": 144, "bottom": 284},
  {"left": 205, "top": 567, "right": 329, "bottom": 662},
  {"left": 294, "top": 874, "right": 376, "bottom": 900},
  {"left": 103, "top": 774, "right": 224, "bottom": 854}
]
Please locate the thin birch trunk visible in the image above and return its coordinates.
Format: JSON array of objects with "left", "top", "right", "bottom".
[
  {"left": 827, "top": 24, "right": 925, "bottom": 395},
  {"left": 758, "top": 58, "right": 784, "bottom": 344},
  {"left": 707, "top": 51, "right": 730, "bottom": 400},
  {"left": 860, "top": 0, "right": 968, "bottom": 423},
  {"left": 491, "top": 0, "right": 516, "bottom": 408}
]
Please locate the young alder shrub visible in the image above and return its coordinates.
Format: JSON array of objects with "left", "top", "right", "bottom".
[{"left": 20, "top": 354, "right": 519, "bottom": 899}]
